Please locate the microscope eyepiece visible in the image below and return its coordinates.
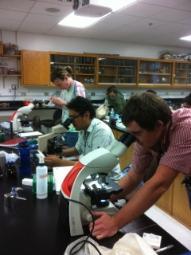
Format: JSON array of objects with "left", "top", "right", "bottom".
[
  {"left": 62, "top": 117, "right": 73, "bottom": 130},
  {"left": 118, "top": 132, "right": 136, "bottom": 147}
]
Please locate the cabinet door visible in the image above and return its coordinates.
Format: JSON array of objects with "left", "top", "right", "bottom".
[
  {"left": 172, "top": 174, "right": 191, "bottom": 228},
  {"left": 155, "top": 184, "right": 173, "bottom": 215},
  {"left": 174, "top": 62, "right": 191, "bottom": 86},
  {"left": 139, "top": 60, "right": 172, "bottom": 86},
  {"left": 50, "top": 53, "right": 97, "bottom": 86},
  {"left": 112, "top": 129, "right": 134, "bottom": 169},
  {"left": 21, "top": 50, "right": 50, "bottom": 86},
  {"left": 98, "top": 57, "right": 137, "bottom": 85}
]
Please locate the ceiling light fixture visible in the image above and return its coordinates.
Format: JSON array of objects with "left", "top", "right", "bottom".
[
  {"left": 180, "top": 35, "right": 191, "bottom": 42},
  {"left": 94, "top": 0, "right": 137, "bottom": 12},
  {"left": 58, "top": 0, "right": 137, "bottom": 28},
  {"left": 58, "top": 11, "right": 108, "bottom": 28}
]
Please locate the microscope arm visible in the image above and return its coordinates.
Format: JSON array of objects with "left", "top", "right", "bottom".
[{"left": 10, "top": 103, "right": 34, "bottom": 132}]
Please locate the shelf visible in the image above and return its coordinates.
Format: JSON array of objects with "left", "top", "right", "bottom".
[
  {"left": 0, "top": 54, "right": 21, "bottom": 58},
  {"left": 139, "top": 83, "right": 171, "bottom": 86},
  {"left": 139, "top": 72, "right": 171, "bottom": 75},
  {"left": 99, "top": 83, "right": 136, "bottom": 86},
  {"left": 75, "top": 73, "right": 95, "bottom": 76},
  {"left": 0, "top": 74, "right": 21, "bottom": 77},
  {"left": 51, "top": 62, "right": 74, "bottom": 65}
]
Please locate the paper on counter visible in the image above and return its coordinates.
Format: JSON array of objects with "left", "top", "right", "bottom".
[
  {"left": 53, "top": 166, "right": 73, "bottom": 195},
  {"left": 18, "top": 131, "right": 42, "bottom": 138}
]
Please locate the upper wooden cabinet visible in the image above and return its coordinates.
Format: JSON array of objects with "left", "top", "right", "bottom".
[
  {"left": 98, "top": 56, "right": 137, "bottom": 85},
  {"left": 174, "top": 61, "right": 191, "bottom": 86},
  {"left": 21, "top": 50, "right": 50, "bottom": 86},
  {"left": 138, "top": 59, "right": 173, "bottom": 86},
  {"left": 20, "top": 50, "right": 191, "bottom": 88},
  {"left": 50, "top": 52, "right": 97, "bottom": 86}
]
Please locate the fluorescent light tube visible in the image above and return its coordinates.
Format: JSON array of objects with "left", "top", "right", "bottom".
[
  {"left": 95, "top": 0, "right": 137, "bottom": 12},
  {"left": 58, "top": 12, "right": 108, "bottom": 28},
  {"left": 180, "top": 35, "right": 191, "bottom": 42}
]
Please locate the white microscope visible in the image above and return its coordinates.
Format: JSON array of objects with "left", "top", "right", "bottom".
[
  {"left": 59, "top": 132, "right": 135, "bottom": 237},
  {"left": 10, "top": 103, "right": 34, "bottom": 133}
]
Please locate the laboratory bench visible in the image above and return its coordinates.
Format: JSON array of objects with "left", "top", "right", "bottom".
[{"left": 0, "top": 176, "right": 189, "bottom": 255}]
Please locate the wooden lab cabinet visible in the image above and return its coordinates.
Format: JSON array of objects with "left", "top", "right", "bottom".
[
  {"left": 112, "top": 129, "right": 134, "bottom": 170},
  {"left": 174, "top": 61, "right": 191, "bottom": 86},
  {"left": 138, "top": 59, "right": 173, "bottom": 86},
  {"left": 155, "top": 184, "right": 174, "bottom": 215},
  {"left": 50, "top": 52, "right": 97, "bottom": 87},
  {"left": 98, "top": 56, "right": 137, "bottom": 85},
  {"left": 172, "top": 174, "right": 191, "bottom": 228},
  {"left": 20, "top": 50, "right": 191, "bottom": 88},
  {"left": 156, "top": 174, "right": 191, "bottom": 229},
  {"left": 21, "top": 50, "right": 50, "bottom": 86}
]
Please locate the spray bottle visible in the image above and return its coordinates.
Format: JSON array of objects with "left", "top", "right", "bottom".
[{"left": 36, "top": 151, "right": 48, "bottom": 199}]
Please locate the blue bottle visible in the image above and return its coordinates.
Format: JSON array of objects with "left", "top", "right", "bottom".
[{"left": 18, "top": 141, "right": 32, "bottom": 177}]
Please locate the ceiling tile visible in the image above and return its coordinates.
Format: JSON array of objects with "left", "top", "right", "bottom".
[
  {"left": 0, "top": 0, "right": 34, "bottom": 11},
  {"left": 0, "top": 0, "right": 191, "bottom": 48},
  {"left": 154, "top": 9, "right": 191, "bottom": 22},
  {"left": 29, "top": 1, "right": 72, "bottom": 16}
]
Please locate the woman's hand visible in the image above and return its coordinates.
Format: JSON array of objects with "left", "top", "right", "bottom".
[
  {"left": 50, "top": 96, "right": 65, "bottom": 107},
  {"left": 89, "top": 211, "right": 119, "bottom": 240}
]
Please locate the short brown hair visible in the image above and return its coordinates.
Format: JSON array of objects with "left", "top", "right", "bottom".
[
  {"left": 51, "top": 66, "right": 73, "bottom": 82},
  {"left": 122, "top": 92, "right": 172, "bottom": 130}
]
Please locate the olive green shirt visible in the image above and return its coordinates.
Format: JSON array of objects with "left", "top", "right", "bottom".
[{"left": 105, "top": 91, "right": 126, "bottom": 114}]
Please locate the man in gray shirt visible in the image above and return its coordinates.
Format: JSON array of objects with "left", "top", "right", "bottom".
[{"left": 45, "top": 97, "right": 120, "bottom": 179}]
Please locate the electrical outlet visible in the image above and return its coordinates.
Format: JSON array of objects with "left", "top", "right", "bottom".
[
  {"left": 21, "top": 92, "right": 26, "bottom": 96},
  {"left": 44, "top": 92, "right": 49, "bottom": 96},
  {"left": 11, "top": 84, "right": 17, "bottom": 90}
]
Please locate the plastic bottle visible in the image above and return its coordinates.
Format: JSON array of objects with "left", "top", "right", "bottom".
[
  {"left": 110, "top": 107, "right": 115, "bottom": 119},
  {"left": 18, "top": 141, "right": 31, "bottom": 177},
  {"left": 109, "top": 107, "right": 116, "bottom": 126},
  {"left": 36, "top": 153, "right": 48, "bottom": 199}
]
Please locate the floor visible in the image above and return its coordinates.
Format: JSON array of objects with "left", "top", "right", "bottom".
[{"left": 145, "top": 205, "right": 191, "bottom": 251}]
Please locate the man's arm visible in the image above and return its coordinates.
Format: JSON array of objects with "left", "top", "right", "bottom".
[
  {"left": 44, "top": 148, "right": 79, "bottom": 167},
  {"left": 111, "top": 169, "right": 144, "bottom": 201},
  {"left": 62, "top": 147, "right": 79, "bottom": 157},
  {"left": 44, "top": 155, "right": 76, "bottom": 167},
  {"left": 91, "top": 165, "right": 178, "bottom": 239}
]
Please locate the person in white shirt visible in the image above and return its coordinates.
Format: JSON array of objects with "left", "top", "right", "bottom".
[{"left": 45, "top": 97, "right": 121, "bottom": 179}]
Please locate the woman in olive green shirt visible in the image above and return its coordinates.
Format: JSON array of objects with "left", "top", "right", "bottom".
[{"left": 105, "top": 85, "right": 126, "bottom": 114}]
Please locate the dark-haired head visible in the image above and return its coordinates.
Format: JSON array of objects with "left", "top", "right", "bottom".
[
  {"left": 146, "top": 89, "right": 157, "bottom": 95},
  {"left": 51, "top": 66, "right": 73, "bottom": 82},
  {"left": 51, "top": 66, "right": 73, "bottom": 89},
  {"left": 122, "top": 92, "right": 172, "bottom": 131},
  {"left": 67, "top": 96, "right": 95, "bottom": 119},
  {"left": 106, "top": 85, "right": 118, "bottom": 95}
]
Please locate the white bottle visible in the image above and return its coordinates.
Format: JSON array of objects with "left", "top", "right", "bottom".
[{"left": 36, "top": 154, "right": 48, "bottom": 199}]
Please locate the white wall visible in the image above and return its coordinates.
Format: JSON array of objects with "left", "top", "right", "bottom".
[{"left": 0, "top": 30, "right": 191, "bottom": 101}]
